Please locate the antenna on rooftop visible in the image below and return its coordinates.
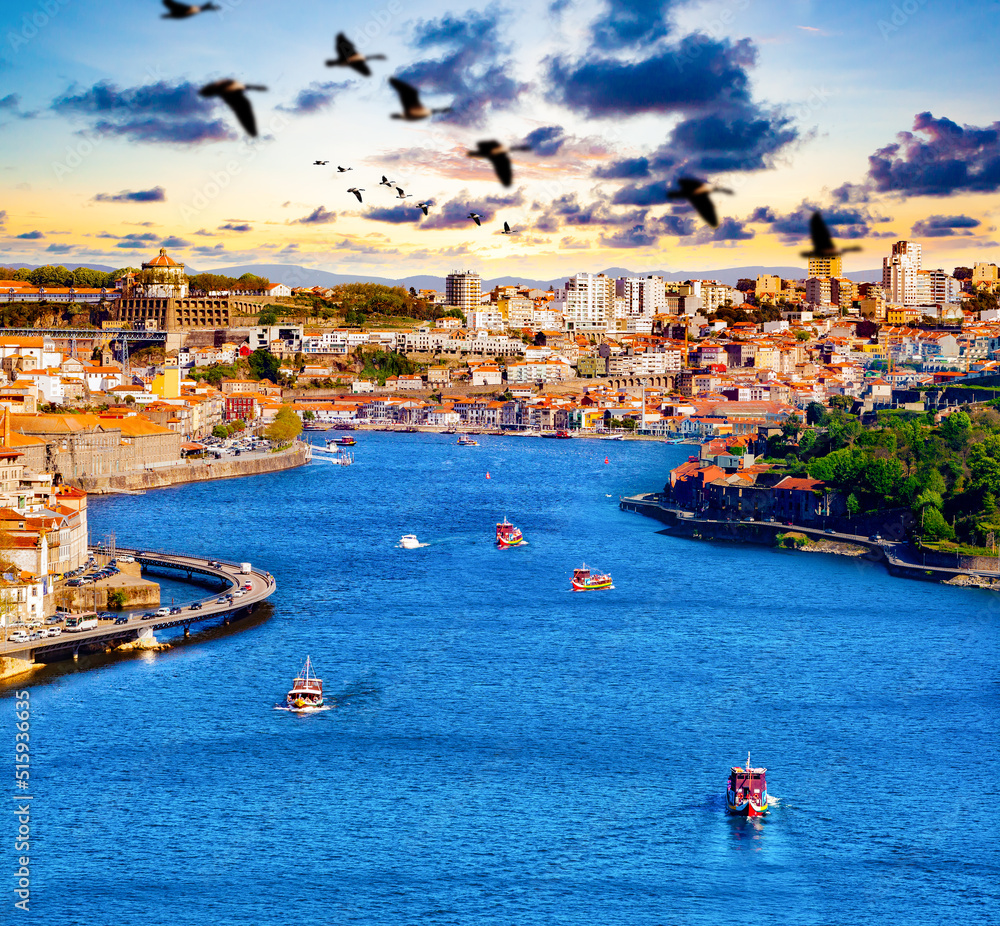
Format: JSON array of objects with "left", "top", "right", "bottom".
[{"left": 120, "top": 336, "right": 130, "bottom": 385}]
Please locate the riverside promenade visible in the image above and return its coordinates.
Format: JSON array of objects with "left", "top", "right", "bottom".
[
  {"left": 620, "top": 493, "right": 1000, "bottom": 589},
  {"left": 0, "top": 549, "right": 277, "bottom": 681}
]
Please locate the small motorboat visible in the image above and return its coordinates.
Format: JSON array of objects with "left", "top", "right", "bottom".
[
  {"left": 457, "top": 436, "right": 478, "bottom": 446},
  {"left": 336, "top": 436, "right": 357, "bottom": 446},
  {"left": 496, "top": 518, "right": 524, "bottom": 548},
  {"left": 726, "top": 753, "right": 768, "bottom": 817},
  {"left": 571, "top": 564, "right": 613, "bottom": 591},
  {"left": 400, "top": 534, "right": 421, "bottom": 549}
]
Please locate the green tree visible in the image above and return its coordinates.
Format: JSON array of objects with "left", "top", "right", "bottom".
[
  {"left": 302, "top": 409, "right": 315, "bottom": 421},
  {"left": 805, "top": 402, "right": 828, "bottom": 426},
  {"left": 212, "top": 424, "right": 229, "bottom": 439},
  {"left": 846, "top": 493, "right": 860, "bottom": 518},
  {"left": 257, "top": 309, "right": 279, "bottom": 326},
  {"left": 265, "top": 407, "right": 303, "bottom": 444},
  {"left": 923, "top": 506, "right": 955, "bottom": 541},
  {"left": 107, "top": 589, "right": 127, "bottom": 610},
  {"left": 939, "top": 410, "right": 971, "bottom": 450},
  {"left": 248, "top": 349, "right": 281, "bottom": 382},
  {"left": 781, "top": 413, "right": 802, "bottom": 442}
]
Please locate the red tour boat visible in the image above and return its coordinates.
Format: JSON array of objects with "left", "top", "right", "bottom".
[
  {"left": 496, "top": 518, "right": 524, "bottom": 548},
  {"left": 571, "top": 564, "right": 612, "bottom": 591},
  {"left": 726, "top": 753, "right": 768, "bottom": 816}
]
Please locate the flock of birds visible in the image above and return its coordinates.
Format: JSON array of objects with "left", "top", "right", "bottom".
[{"left": 170, "top": 0, "right": 857, "bottom": 255}]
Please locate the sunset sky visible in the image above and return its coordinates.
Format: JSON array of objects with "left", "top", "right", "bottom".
[{"left": 2, "top": 0, "right": 1000, "bottom": 281}]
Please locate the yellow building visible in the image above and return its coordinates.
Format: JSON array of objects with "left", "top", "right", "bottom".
[
  {"left": 755, "top": 274, "right": 781, "bottom": 300},
  {"left": 886, "top": 304, "right": 920, "bottom": 326},
  {"left": 151, "top": 364, "right": 181, "bottom": 400},
  {"left": 807, "top": 255, "right": 843, "bottom": 279},
  {"left": 973, "top": 262, "right": 999, "bottom": 285}
]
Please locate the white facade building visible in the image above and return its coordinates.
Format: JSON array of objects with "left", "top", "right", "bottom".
[{"left": 882, "top": 240, "right": 922, "bottom": 304}]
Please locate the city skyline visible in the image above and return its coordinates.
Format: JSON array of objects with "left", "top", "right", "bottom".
[{"left": 2, "top": 0, "right": 1000, "bottom": 277}]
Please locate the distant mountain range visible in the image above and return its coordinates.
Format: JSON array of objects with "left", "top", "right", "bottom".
[{"left": 5, "top": 260, "right": 884, "bottom": 289}]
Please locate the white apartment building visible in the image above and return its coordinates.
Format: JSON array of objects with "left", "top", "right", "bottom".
[
  {"left": 445, "top": 271, "right": 482, "bottom": 310},
  {"left": 617, "top": 276, "right": 667, "bottom": 317},
  {"left": 558, "top": 273, "right": 615, "bottom": 335},
  {"left": 883, "top": 240, "right": 922, "bottom": 304},
  {"left": 464, "top": 308, "right": 505, "bottom": 331}
]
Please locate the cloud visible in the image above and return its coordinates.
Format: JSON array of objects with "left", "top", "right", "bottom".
[
  {"left": 600, "top": 224, "right": 659, "bottom": 248},
  {"left": 293, "top": 206, "right": 337, "bottom": 225},
  {"left": 15, "top": 230, "right": 43, "bottom": 239},
  {"left": 420, "top": 189, "right": 523, "bottom": 229},
  {"left": 867, "top": 112, "right": 1000, "bottom": 196},
  {"left": 194, "top": 244, "right": 226, "bottom": 256},
  {"left": 45, "top": 244, "right": 73, "bottom": 254},
  {"left": 520, "top": 125, "right": 566, "bottom": 157},
  {"left": 0, "top": 210, "right": 6, "bottom": 225},
  {"left": 160, "top": 236, "right": 190, "bottom": 247},
  {"left": 559, "top": 236, "right": 590, "bottom": 249},
  {"left": 591, "top": 0, "right": 674, "bottom": 48},
  {"left": 364, "top": 205, "right": 423, "bottom": 225},
  {"left": 397, "top": 6, "right": 526, "bottom": 126},
  {"left": 52, "top": 80, "right": 236, "bottom": 144},
  {"left": 594, "top": 157, "right": 650, "bottom": 180},
  {"left": 219, "top": 223, "right": 251, "bottom": 232},
  {"left": 701, "top": 216, "right": 755, "bottom": 241},
  {"left": 93, "top": 186, "right": 166, "bottom": 203},
  {"left": 277, "top": 81, "right": 348, "bottom": 115},
  {"left": 910, "top": 214, "right": 981, "bottom": 237},
  {"left": 750, "top": 201, "right": 891, "bottom": 243}
]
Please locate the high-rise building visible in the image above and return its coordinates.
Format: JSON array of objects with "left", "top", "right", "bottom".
[
  {"left": 558, "top": 273, "right": 615, "bottom": 335},
  {"left": 805, "top": 277, "right": 832, "bottom": 306},
  {"left": 882, "top": 241, "right": 922, "bottom": 304},
  {"left": 616, "top": 276, "right": 666, "bottom": 317},
  {"left": 924, "top": 269, "right": 960, "bottom": 304},
  {"left": 973, "top": 262, "right": 999, "bottom": 285},
  {"left": 831, "top": 277, "right": 856, "bottom": 311},
  {"left": 445, "top": 270, "right": 481, "bottom": 310},
  {"left": 807, "top": 255, "right": 843, "bottom": 279}
]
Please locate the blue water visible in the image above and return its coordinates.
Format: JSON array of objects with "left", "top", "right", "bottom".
[{"left": 4, "top": 432, "right": 998, "bottom": 925}]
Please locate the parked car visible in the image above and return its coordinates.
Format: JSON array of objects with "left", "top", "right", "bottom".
[
  {"left": 67, "top": 578, "right": 83, "bottom": 587},
  {"left": 99, "top": 612, "right": 115, "bottom": 621},
  {"left": 44, "top": 615, "right": 62, "bottom": 625},
  {"left": 118, "top": 555, "right": 135, "bottom": 563}
]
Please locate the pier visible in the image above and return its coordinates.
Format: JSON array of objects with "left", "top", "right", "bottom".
[{"left": 0, "top": 548, "right": 277, "bottom": 674}]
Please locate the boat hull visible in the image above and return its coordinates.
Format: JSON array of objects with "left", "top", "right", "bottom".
[
  {"left": 496, "top": 536, "right": 523, "bottom": 549},
  {"left": 726, "top": 793, "right": 768, "bottom": 817},
  {"left": 571, "top": 578, "right": 612, "bottom": 591}
]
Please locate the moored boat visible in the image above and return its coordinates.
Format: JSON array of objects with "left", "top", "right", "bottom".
[
  {"left": 726, "top": 753, "right": 768, "bottom": 817},
  {"left": 571, "top": 564, "right": 612, "bottom": 591},
  {"left": 336, "top": 436, "right": 357, "bottom": 446},
  {"left": 555, "top": 429, "right": 572, "bottom": 439},
  {"left": 457, "top": 436, "right": 478, "bottom": 446},
  {"left": 496, "top": 518, "right": 524, "bottom": 548},
  {"left": 286, "top": 656, "right": 324, "bottom": 711}
]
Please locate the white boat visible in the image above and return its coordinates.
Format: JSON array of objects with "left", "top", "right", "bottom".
[
  {"left": 400, "top": 534, "right": 421, "bottom": 549},
  {"left": 286, "top": 656, "right": 324, "bottom": 711}
]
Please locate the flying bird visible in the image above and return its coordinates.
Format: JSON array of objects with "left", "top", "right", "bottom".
[
  {"left": 347, "top": 188, "right": 365, "bottom": 203},
  {"left": 466, "top": 140, "right": 530, "bottom": 187},
  {"left": 313, "top": 160, "right": 329, "bottom": 166},
  {"left": 389, "top": 78, "right": 452, "bottom": 121},
  {"left": 501, "top": 221, "right": 518, "bottom": 235},
  {"left": 379, "top": 176, "right": 396, "bottom": 188},
  {"left": 468, "top": 213, "right": 482, "bottom": 227},
  {"left": 666, "top": 177, "right": 732, "bottom": 228},
  {"left": 326, "top": 33, "right": 386, "bottom": 77},
  {"left": 801, "top": 211, "right": 863, "bottom": 258},
  {"left": 416, "top": 202, "right": 431, "bottom": 216},
  {"left": 395, "top": 187, "right": 411, "bottom": 200},
  {"left": 199, "top": 79, "right": 267, "bottom": 137},
  {"left": 161, "top": 0, "right": 218, "bottom": 18},
  {"left": 337, "top": 166, "right": 352, "bottom": 172}
]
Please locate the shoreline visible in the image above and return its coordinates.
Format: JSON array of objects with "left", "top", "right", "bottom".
[
  {"left": 304, "top": 424, "right": 691, "bottom": 443},
  {"left": 620, "top": 494, "right": 1000, "bottom": 590}
]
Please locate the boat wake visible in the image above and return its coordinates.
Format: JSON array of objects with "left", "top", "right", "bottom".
[
  {"left": 273, "top": 704, "right": 332, "bottom": 713},
  {"left": 396, "top": 540, "right": 430, "bottom": 549}
]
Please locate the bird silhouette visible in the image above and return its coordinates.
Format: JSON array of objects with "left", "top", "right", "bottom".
[
  {"left": 199, "top": 80, "right": 266, "bottom": 137},
  {"left": 347, "top": 188, "right": 365, "bottom": 203},
  {"left": 379, "top": 176, "right": 395, "bottom": 188},
  {"left": 467, "top": 140, "right": 530, "bottom": 187},
  {"left": 416, "top": 202, "right": 431, "bottom": 216},
  {"left": 389, "top": 78, "right": 452, "bottom": 121},
  {"left": 666, "top": 177, "right": 732, "bottom": 228},
  {"left": 162, "top": 0, "right": 218, "bottom": 18},
  {"left": 501, "top": 221, "right": 518, "bottom": 235},
  {"left": 326, "top": 33, "right": 386, "bottom": 77},
  {"left": 468, "top": 213, "right": 482, "bottom": 226},
  {"left": 337, "top": 166, "right": 352, "bottom": 172},
  {"left": 395, "top": 187, "right": 411, "bottom": 199},
  {"left": 801, "top": 211, "right": 863, "bottom": 258},
  {"left": 313, "top": 160, "right": 329, "bottom": 166}
]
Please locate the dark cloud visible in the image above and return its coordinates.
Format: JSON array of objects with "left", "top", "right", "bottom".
[
  {"left": 194, "top": 244, "right": 225, "bottom": 255},
  {"left": 521, "top": 125, "right": 566, "bottom": 157},
  {"left": 612, "top": 183, "right": 667, "bottom": 207},
  {"left": 293, "top": 207, "right": 337, "bottom": 225},
  {"left": 748, "top": 205, "right": 775, "bottom": 222},
  {"left": 364, "top": 205, "right": 423, "bottom": 225},
  {"left": 653, "top": 213, "right": 696, "bottom": 237},
  {"left": 591, "top": 0, "right": 673, "bottom": 48},
  {"left": 15, "top": 230, "right": 43, "bottom": 239},
  {"left": 45, "top": 244, "right": 73, "bottom": 254},
  {"left": 397, "top": 7, "right": 526, "bottom": 126},
  {"left": 93, "top": 186, "right": 166, "bottom": 203},
  {"left": 549, "top": 36, "right": 755, "bottom": 119},
  {"left": 867, "top": 112, "right": 1000, "bottom": 196},
  {"left": 219, "top": 223, "right": 251, "bottom": 232},
  {"left": 0, "top": 94, "right": 20, "bottom": 111},
  {"left": 420, "top": 189, "right": 522, "bottom": 229},
  {"left": 600, "top": 224, "right": 659, "bottom": 248},
  {"left": 594, "top": 157, "right": 650, "bottom": 180},
  {"left": 911, "top": 214, "right": 981, "bottom": 237},
  {"left": 0, "top": 211, "right": 6, "bottom": 225},
  {"left": 53, "top": 80, "right": 236, "bottom": 144},
  {"left": 559, "top": 236, "right": 590, "bottom": 249},
  {"left": 750, "top": 201, "right": 889, "bottom": 242},
  {"left": 193, "top": 228, "right": 214, "bottom": 236},
  {"left": 703, "top": 217, "right": 754, "bottom": 241},
  {"left": 160, "top": 236, "right": 190, "bottom": 247},
  {"left": 277, "top": 81, "right": 348, "bottom": 115}
]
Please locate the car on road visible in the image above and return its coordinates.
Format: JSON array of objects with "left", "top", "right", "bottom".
[
  {"left": 142, "top": 611, "right": 157, "bottom": 619},
  {"left": 98, "top": 612, "right": 116, "bottom": 621},
  {"left": 118, "top": 555, "right": 135, "bottom": 563},
  {"left": 45, "top": 627, "right": 61, "bottom": 638},
  {"left": 67, "top": 578, "right": 83, "bottom": 587},
  {"left": 169, "top": 606, "right": 182, "bottom": 615},
  {"left": 8, "top": 631, "right": 29, "bottom": 644},
  {"left": 216, "top": 597, "right": 228, "bottom": 604},
  {"left": 155, "top": 607, "right": 171, "bottom": 617},
  {"left": 825, "top": 528, "right": 835, "bottom": 534},
  {"left": 189, "top": 602, "right": 203, "bottom": 610},
  {"left": 114, "top": 616, "right": 129, "bottom": 625}
]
